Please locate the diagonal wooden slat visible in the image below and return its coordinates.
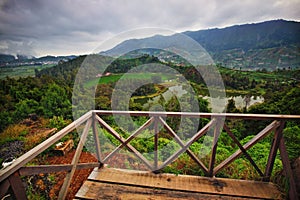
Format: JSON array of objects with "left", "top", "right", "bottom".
[
  {"left": 157, "top": 119, "right": 216, "bottom": 171},
  {"left": 58, "top": 118, "right": 93, "bottom": 200},
  {"left": 214, "top": 120, "right": 280, "bottom": 174},
  {"left": 101, "top": 117, "right": 154, "bottom": 163},
  {"left": 95, "top": 114, "right": 154, "bottom": 170},
  {"left": 158, "top": 117, "right": 209, "bottom": 175},
  {"left": 223, "top": 123, "right": 264, "bottom": 177}
]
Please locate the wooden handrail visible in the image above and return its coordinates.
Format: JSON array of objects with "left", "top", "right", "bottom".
[
  {"left": 94, "top": 110, "right": 300, "bottom": 120},
  {"left": 0, "top": 110, "right": 299, "bottom": 200},
  {"left": 0, "top": 110, "right": 92, "bottom": 183}
]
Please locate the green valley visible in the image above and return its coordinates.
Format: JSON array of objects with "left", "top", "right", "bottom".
[{"left": 0, "top": 54, "right": 299, "bottom": 199}]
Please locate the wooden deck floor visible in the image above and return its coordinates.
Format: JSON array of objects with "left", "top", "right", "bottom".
[{"left": 75, "top": 167, "right": 282, "bottom": 200}]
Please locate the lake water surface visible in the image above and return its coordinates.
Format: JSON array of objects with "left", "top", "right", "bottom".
[{"left": 144, "top": 85, "right": 264, "bottom": 112}]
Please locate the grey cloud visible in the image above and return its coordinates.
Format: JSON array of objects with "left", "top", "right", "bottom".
[
  {"left": 0, "top": 39, "right": 37, "bottom": 56},
  {"left": 0, "top": 0, "right": 299, "bottom": 56}
]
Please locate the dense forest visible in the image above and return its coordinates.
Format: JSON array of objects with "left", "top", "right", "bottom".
[
  {"left": 0, "top": 54, "right": 299, "bottom": 199},
  {"left": 1, "top": 54, "right": 299, "bottom": 130}
]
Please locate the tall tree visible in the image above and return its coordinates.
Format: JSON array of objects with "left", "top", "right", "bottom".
[{"left": 41, "top": 84, "right": 72, "bottom": 118}]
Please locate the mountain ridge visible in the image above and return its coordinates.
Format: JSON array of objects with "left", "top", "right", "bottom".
[
  {"left": 184, "top": 19, "right": 300, "bottom": 51},
  {"left": 102, "top": 19, "right": 300, "bottom": 70}
]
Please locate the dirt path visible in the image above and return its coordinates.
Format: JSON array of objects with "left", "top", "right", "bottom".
[{"left": 47, "top": 150, "right": 98, "bottom": 200}]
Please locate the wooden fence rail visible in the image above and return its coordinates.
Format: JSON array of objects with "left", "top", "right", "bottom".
[{"left": 0, "top": 110, "right": 299, "bottom": 200}]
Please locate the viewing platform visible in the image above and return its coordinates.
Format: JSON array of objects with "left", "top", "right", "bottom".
[
  {"left": 75, "top": 166, "right": 281, "bottom": 199},
  {"left": 0, "top": 110, "right": 299, "bottom": 199}
]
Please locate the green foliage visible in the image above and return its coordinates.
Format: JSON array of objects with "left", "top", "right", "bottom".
[
  {"left": 106, "top": 54, "right": 160, "bottom": 73},
  {"left": 133, "top": 83, "right": 156, "bottom": 96},
  {"left": 26, "top": 185, "right": 47, "bottom": 200},
  {"left": 14, "top": 99, "right": 40, "bottom": 120},
  {"left": 0, "top": 111, "right": 13, "bottom": 133},
  {"left": 280, "top": 87, "right": 300, "bottom": 114},
  {"left": 163, "top": 152, "right": 206, "bottom": 176},
  {"left": 283, "top": 126, "right": 300, "bottom": 160},
  {"left": 226, "top": 98, "right": 240, "bottom": 113},
  {"left": 49, "top": 116, "right": 71, "bottom": 130},
  {"left": 158, "top": 138, "right": 180, "bottom": 161},
  {"left": 41, "top": 84, "right": 72, "bottom": 118}
]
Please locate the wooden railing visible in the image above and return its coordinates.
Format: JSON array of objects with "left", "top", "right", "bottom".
[{"left": 0, "top": 110, "right": 299, "bottom": 199}]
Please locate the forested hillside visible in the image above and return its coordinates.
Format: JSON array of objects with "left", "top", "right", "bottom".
[
  {"left": 104, "top": 20, "right": 300, "bottom": 70},
  {"left": 1, "top": 54, "right": 300, "bottom": 129}
]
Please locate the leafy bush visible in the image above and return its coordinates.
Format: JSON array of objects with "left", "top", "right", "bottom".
[{"left": 48, "top": 116, "right": 71, "bottom": 131}]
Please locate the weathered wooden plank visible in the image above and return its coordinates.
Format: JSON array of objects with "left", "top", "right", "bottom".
[
  {"left": 77, "top": 167, "right": 282, "bottom": 199},
  {"left": 76, "top": 180, "right": 259, "bottom": 200},
  {"left": 53, "top": 139, "right": 74, "bottom": 156},
  {"left": 0, "top": 179, "right": 10, "bottom": 199},
  {"left": 19, "top": 163, "right": 99, "bottom": 176},
  {"left": 8, "top": 172, "right": 27, "bottom": 200}
]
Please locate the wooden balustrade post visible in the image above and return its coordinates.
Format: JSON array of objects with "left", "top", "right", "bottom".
[
  {"left": 154, "top": 116, "right": 159, "bottom": 171},
  {"left": 92, "top": 112, "right": 103, "bottom": 166},
  {"left": 0, "top": 179, "right": 10, "bottom": 199},
  {"left": 8, "top": 171, "right": 27, "bottom": 200},
  {"left": 208, "top": 117, "right": 222, "bottom": 177},
  {"left": 264, "top": 120, "right": 285, "bottom": 181},
  {"left": 279, "top": 138, "right": 298, "bottom": 200}
]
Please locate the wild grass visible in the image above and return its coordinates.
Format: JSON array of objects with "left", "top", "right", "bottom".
[{"left": 0, "top": 124, "right": 28, "bottom": 145}]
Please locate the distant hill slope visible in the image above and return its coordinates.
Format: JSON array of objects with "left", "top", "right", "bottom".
[
  {"left": 0, "top": 54, "right": 15, "bottom": 63},
  {"left": 0, "top": 54, "right": 77, "bottom": 66},
  {"left": 102, "top": 20, "right": 300, "bottom": 70},
  {"left": 184, "top": 19, "right": 300, "bottom": 51}
]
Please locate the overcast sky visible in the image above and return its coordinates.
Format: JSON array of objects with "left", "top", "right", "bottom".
[{"left": 0, "top": 0, "right": 299, "bottom": 57}]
